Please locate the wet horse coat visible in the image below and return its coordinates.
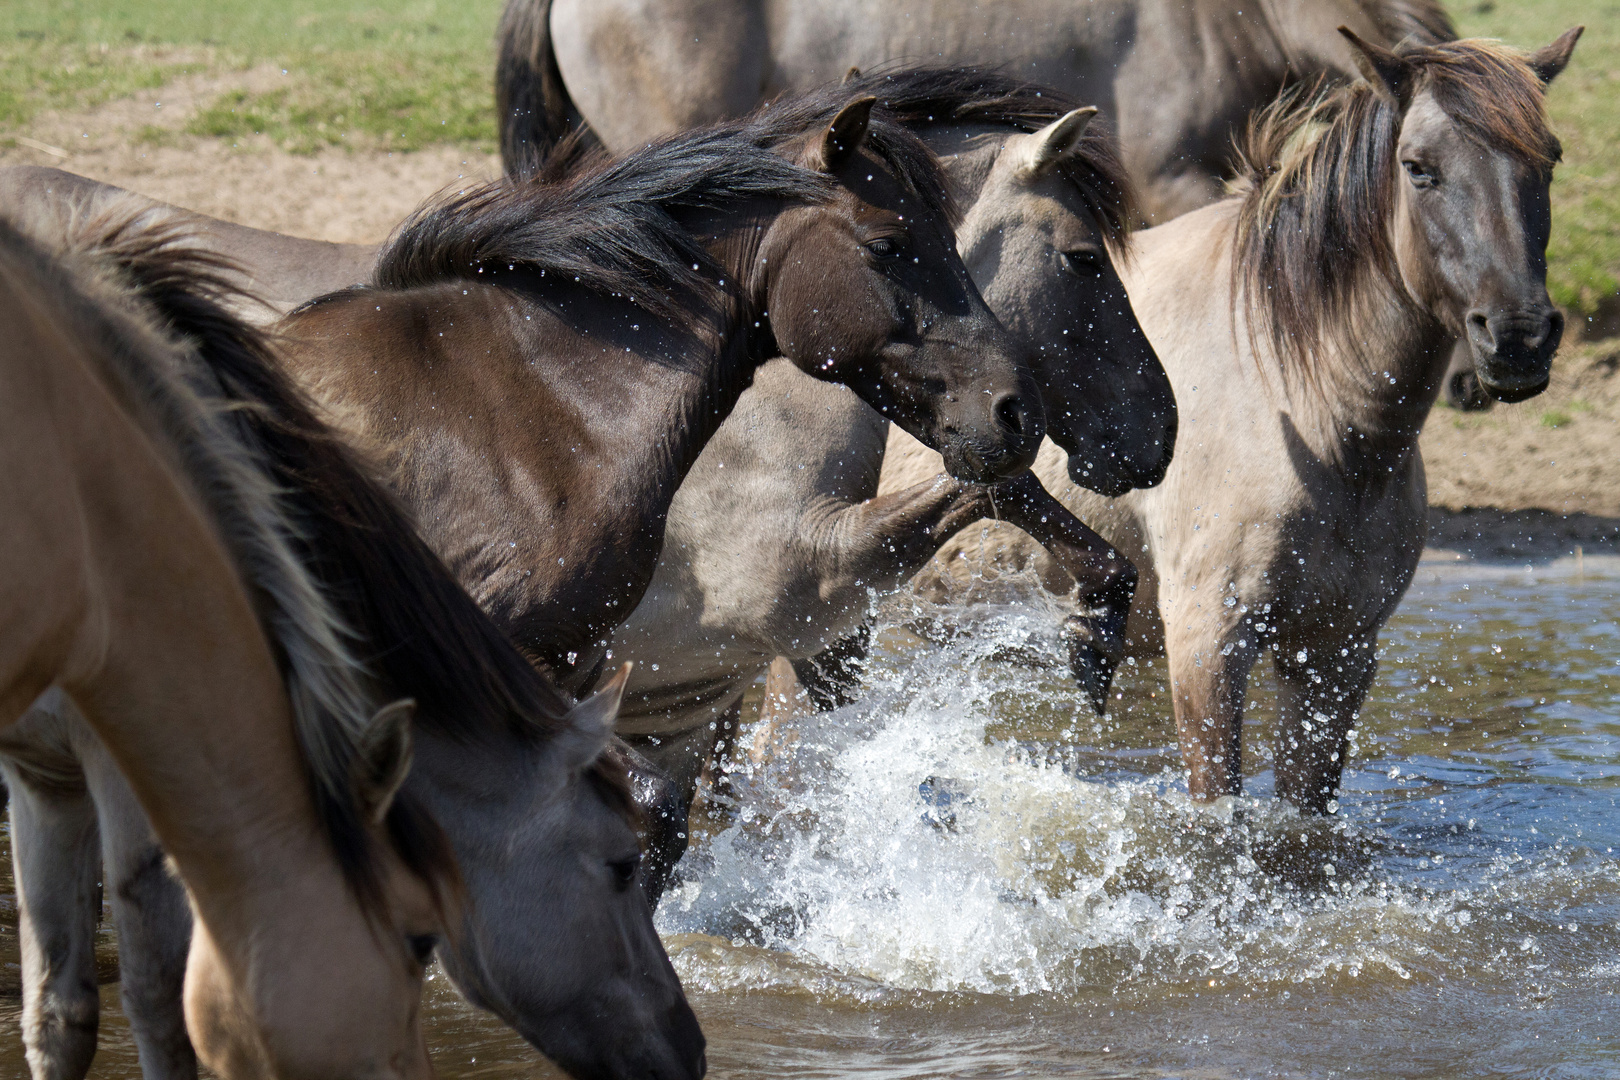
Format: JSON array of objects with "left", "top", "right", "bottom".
[{"left": 277, "top": 91, "right": 1042, "bottom": 698}]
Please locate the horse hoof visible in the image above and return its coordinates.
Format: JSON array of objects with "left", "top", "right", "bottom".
[{"left": 1062, "top": 614, "right": 1123, "bottom": 714}]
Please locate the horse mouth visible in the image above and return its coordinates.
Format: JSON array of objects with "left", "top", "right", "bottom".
[{"left": 1480, "top": 376, "right": 1550, "bottom": 404}]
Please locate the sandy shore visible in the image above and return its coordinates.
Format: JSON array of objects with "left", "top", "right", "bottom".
[{"left": 7, "top": 76, "right": 1616, "bottom": 560}]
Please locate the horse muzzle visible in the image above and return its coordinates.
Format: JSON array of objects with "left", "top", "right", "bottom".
[
  {"left": 1468, "top": 305, "right": 1563, "bottom": 403},
  {"left": 939, "top": 388, "right": 1042, "bottom": 483}
]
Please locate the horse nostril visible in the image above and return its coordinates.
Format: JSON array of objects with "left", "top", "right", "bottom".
[
  {"left": 992, "top": 392, "right": 1029, "bottom": 438},
  {"left": 1465, "top": 310, "right": 1493, "bottom": 353},
  {"left": 1543, "top": 309, "right": 1566, "bottom": 353}
]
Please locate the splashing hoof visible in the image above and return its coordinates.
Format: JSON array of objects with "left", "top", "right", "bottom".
[{"left": 1063, "top": 614, "right": 1123, "bottom": 715}]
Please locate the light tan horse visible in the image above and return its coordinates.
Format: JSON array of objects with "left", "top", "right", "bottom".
[
  {"left": 887, "top": 30, "right": 1580, "bottom": 814},
  {"left": 0, "top": 209, "right": 456, "bottom": 1074}
]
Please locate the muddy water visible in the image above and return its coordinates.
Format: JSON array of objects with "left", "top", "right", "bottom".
[{"left": 6, "top": 553, "right": 1618, "bottom": 1078}]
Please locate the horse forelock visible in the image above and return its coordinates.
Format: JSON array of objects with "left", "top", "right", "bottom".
[
  {"left": 1232, "top": 38, "right": 1557, "bottom": 382},
  {"left": 843, "top": 66, "right": 1137, "bottom": 252}
]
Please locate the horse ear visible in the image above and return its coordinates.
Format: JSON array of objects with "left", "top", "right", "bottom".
[
  {"left": 1013, "top": 107, "right": 1099, "bottom": 179},
  {"left": 560, "top": 662, "right": 632, "bottom": 772},
  {"left": 356, "top": 699, "right": 415, "bottom": 824},
  {"left": 816, "top": 95, "right": 877, "bottom": 172},
  {"left": 1527, "top": 26, "right": 1582, "bottom": 85},
  {"left": 1338, "top": 27, "right": 1416, "bottom": 106},
  {"left": 842, "top": 66, "right": 862, "bottom": 85}
]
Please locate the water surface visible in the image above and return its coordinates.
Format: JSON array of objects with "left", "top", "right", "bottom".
[{"left": 6, "top": 554, "right": 1617, "bottom": 1079}]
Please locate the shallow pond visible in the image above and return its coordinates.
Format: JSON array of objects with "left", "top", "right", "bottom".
[{"left": 5, "top": 552, "right": 1617, "bottom": 1079}]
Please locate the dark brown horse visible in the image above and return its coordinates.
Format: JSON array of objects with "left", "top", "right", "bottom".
[{"left": 278, "top": 89, "right": 1039, "bottom": 701}]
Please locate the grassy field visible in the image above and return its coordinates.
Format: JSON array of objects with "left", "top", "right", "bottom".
[
  {"left": 0, "top": 1, "right": 503, "bottom": 152},
  {"left": 0, "top": 0, "right": 1614, "bottom": 312}
]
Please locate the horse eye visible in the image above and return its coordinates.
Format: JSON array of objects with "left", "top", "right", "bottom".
[
  {"left": 407, "top": 934, "right": 438, "bottom": 967},
  {"left": 865, "top": 237, "right": 903, "bottom": 259},
  {"left": 1058, "top": 249, "right": 1103, "bottom": 277},
  {"left": 609, "top": 854, "right": 640, "bottom": 889},
  {"left": 1403, "top": 160, "right": 1438, "bottom": 188}
]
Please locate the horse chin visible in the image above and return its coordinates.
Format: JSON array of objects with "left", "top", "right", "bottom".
[
  {"left": 1478, "top": 372, "right": 1550, "bottom": 404},
  {"left": 1064, "top": 452, "right": 1164, "bottom": 497}
]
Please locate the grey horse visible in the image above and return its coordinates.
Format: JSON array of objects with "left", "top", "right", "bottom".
[{"left": 499, "top": 0, "right": 1452, "bottom": 222}]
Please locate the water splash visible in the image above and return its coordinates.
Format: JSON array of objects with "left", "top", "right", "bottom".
[{"left": 658, "top": 600, "right": 1464, "bottom": 1000}]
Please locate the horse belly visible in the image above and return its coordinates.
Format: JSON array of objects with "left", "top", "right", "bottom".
[{"left": 765, "top": 0, "right": 1123, "bottom": 100}]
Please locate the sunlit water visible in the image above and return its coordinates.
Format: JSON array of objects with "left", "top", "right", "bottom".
[{"left": 7, "top": 553, "right": 1618, "bottom": 1078}]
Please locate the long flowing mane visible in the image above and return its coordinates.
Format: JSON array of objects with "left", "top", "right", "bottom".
[
  {"left": 1230, "top": 38, "right": 1559, "bottom": 377},
  {"left": 7, "top": 205, "right": 634, "bottom": 911},
  {"left": 371, "top": 88, "right": 956, "bottom": 321},
  {"left": 842, "top": 66, "right": 1137, "bottom": 255}
]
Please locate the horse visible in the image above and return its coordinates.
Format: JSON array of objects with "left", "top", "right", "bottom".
[
  {"left": 0, "top": 206, "right": 453, "bottom": 1078},
  {"left": 0, "top": 207, "right": 704, "bottom": 1078},
  {"left": 274, "top": 87, "right": 1042, "bottom": 704},
  {"left": 884, "top": 29, "right": 1581, "bottom": 814},
  {"left": 497, "top": 0, "right": 1453, "bottom": 222},
  {"left": 605, "top": 67, "right": 1166, "bottom": 841}
]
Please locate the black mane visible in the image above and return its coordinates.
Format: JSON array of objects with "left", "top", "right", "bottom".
[
  {"left": 374, "top": 86, "right": 959, "bottom": 320},
  {"left": 28, "top": 208, "right": 639, "bottom": 908}
]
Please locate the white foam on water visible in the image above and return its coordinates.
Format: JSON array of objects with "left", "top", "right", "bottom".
[{"left": 657, "top": 603, "right": 1469, "bottom": 1000}]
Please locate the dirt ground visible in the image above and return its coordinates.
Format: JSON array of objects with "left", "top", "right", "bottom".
[{"left": 6, "top": 79, "right": 1616, "bottom": 559}]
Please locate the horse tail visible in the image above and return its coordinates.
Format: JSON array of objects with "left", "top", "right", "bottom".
[{"left": 496, "top": 0, "right": 580, "bottom": 179}]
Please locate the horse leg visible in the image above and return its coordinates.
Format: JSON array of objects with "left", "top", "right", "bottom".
[
  {"left": 984, "top": 471, "right": 1137, "bottom": 712},
  {"left": 789, "top": 624, "right": 870, "bottom": 711},
  {"left": 1271, "top": 636, "right": 1379, "bottom": 814},
  {"left": 0, "top": 752, "right": 100, "bottom": 1080},
  {"left": 616, "top": 738, "right": 690, "bottom": 908},
  {"left": 1162, "top": 598, "right": 1261, "bottom": 803},
  {"left": 79, "top": 732, "right": 197, "bottom": 1080}
]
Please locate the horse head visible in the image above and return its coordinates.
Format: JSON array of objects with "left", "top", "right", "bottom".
[
  {"left": 1341, "top": 26, "right": 1581, "bottom": 403},
  {"left": 755, "top": 94, "right": 1044, "bottom": 482},
  {"left": 420, "top": 665, "right": 706, "bottom": 1080},
  {"left": 955, "top": 107, "right": 1177, "bottom": 494}
]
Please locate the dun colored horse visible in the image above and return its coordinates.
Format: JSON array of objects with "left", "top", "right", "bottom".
[
  {"left": 497, "top": 0, "right": 1453, "bottom": 221},
  {"left": 0, "top": 207, "right": 703, "bottom": 1079},
  {"left": 888, "top": 30, "right": 1581, "bottom": 813},
  {"left": 0, "top": 208, "right": 455, "bottom": 1078}
]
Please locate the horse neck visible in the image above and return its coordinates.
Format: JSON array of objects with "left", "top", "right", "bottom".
[
  {"left": 634, "top": 205, "right": 777, "bottom": 487},
  {"left": 42, "top": 360, "right": 331, "bottom": 926},
  {"left": 1262, "top": 260, "right": 1452, "bottom": 488}
]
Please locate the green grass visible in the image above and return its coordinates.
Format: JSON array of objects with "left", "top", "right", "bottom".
[
  {"left": 1454, "top": 0, "right": 1620, "bottom": 314},
  {"left": 1541, "top": 408, "right": 1573, "bottom": 427},
  {"left": 0, "top": 0, "right": 1615, "bottom": 306},
  {"left": 0, "top": 0, "right": 503, "bottom": 151}
]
